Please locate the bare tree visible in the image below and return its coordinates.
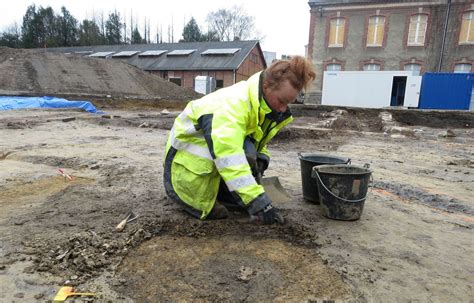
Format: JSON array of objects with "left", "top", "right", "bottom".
[
  {"left": 130, "top": 9, "right": 133, "bottom": 42},
  {"left": 99, "top": 11, "right": 105, "bottom": 37},
  {"left": 158, "top": 24, "right": 163, "bottom": 43},
  {"left": 148, "top": 18, "right": 151, "bottom": 43},
  {"left": 143, "top": 17, "right": 147, "bottom": 42},
  {"left": 171, "top": 16, "right": 174, "bottom": 43},
  {"left": 167, "top": 24, "right": 171, "bottom": 43},
  {"left": 206, "top": 6, "right": 257, "bottom": 41},
  {"left": 123, "top": 9, "right": 127, "bottom": 44},
  {"left": 167, "top": 17, "right": 175, "bottom": 43}
]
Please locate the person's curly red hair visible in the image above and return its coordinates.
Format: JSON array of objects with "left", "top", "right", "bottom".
[{"left": 264, "top": 56, "right": 316, "bottom": 91}]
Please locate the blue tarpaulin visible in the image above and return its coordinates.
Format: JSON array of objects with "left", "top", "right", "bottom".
[{"left": 0, "top": 96, "right": 102, "bottom": 113}]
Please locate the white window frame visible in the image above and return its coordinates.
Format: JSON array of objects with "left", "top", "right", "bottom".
[
  {"left": 404, "top": 63, "right": 422, "bottom": 75},
  {"left": 367, "top": 16, "right": 385, "bottom": 47},
  {"left": 459, "top": 11, "right": 474, "bottom": 45},
  {"left": 329, "top": 18, "right": 345, "bottom": 47},
  {"left": 363, "top": 63, "right": 381, "bottom": 71},
  {"left": 326, "top": 63, "right": 342, "bottom": 71},
  {"left": 407, "top": 14, "right": 428, "bottom": 46},
  {"left": 454, "top": 63, "right": 472, "bottom": 73}
]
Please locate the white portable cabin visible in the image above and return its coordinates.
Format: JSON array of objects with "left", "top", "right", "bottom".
[
  {"left": 321, "top": 71, "right": 422, "bottom": 108},
  {"left": 194, "top": 76, "right": 216, "bottom": 95}
]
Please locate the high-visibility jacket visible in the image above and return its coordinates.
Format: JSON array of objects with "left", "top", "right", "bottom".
[{"left": 165, "top": 71, "right": 293, "bottom": 219}]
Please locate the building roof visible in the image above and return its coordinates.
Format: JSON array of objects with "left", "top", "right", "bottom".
[
  {"left": 44, "top": 40, "right": 265, "bottom": 71},
  {"left": 308, "top": 0, "right": 443, "bottom": 6}
]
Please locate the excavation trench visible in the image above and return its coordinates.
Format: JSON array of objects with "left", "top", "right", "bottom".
[{"left": 114, "top": 235, "right": 351, "bottom": 302}]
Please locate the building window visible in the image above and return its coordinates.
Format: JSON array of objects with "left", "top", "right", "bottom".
[
  {"left": 407, "top": 14, "right": 428, "bottom": 46},
  {"left": 329, "top": 18, "right": 345, "bottom": 47},
  {"left": 169, "top": 77, "right": 182, "bottom": 86},
  {"left": 404, "top": 63, "right": 422, "bottom": 75},
  {"left": 216, "top": 79, "right": 224, "bottom": 89},
  {"left": 454, "top": 63, "right": 472, "bottom": 73},
  {"left": 363, "top": 63, "right": 381, "bottom": 71},
  {"left": 327, "top": 63, "right": 342, "bottom": 71},
  {"left": 459, "top": 11, "right": 474, "bottom": 44},
  {"left": 367, "top": 16, "right": 385, "bottom": 47}
]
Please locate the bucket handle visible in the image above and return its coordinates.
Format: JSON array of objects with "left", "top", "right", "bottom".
[
  {"left": 297, "top": 152, "right": 352, "bottom": 164},
  {"left": 313, "top": 170, "right": 372, "bottom": 203}
]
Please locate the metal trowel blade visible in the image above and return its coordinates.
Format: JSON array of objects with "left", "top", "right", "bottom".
[{"left": 261, "top": 176, "right": 292, "bottom": 204}]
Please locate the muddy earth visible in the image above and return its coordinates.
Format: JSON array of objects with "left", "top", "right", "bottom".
[
  {"left": 0, "top": 105, "right": 473, "bottom": 302},
  {"left": 0, "top": 47, "right": 201, "bottom": 102}
]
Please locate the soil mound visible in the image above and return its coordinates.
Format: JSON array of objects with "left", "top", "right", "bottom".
[{"left": 0, "top": 47, "right": 201, "bottom": 102}]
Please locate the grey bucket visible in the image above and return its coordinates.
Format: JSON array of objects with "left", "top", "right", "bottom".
[
  {"left": 299, "top": 153, "right": 351, "bottom": 204},
  {"left": 312, "top": 164, "right": 372, "bottom": 221}
]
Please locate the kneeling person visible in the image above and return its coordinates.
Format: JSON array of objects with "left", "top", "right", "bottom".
[{"left": 163, "top": 56, "right": 315, "bottom": 224}]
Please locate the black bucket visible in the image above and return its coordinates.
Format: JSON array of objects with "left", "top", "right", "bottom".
[
  {"left": 299, "top": 153, "right": 350, "bottom": 204},
  {"left": 312, "top": 164, "right": 372, "bottom": 221}
]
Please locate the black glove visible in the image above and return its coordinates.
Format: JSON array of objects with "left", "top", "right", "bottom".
[{"left": 253, "top": 204, "right": 284, "bottom": 225}]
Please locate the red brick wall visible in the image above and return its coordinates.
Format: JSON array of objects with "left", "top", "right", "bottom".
[{"left": 236, "top": 46, "right": 266, "bottom": 83}]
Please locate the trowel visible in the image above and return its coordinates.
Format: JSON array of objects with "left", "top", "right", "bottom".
[
  {"left": 53, "top": 286, "right": 96, "bottom": 302},
  {"left": 257, "top": 173, "right": 292, "bottom": 204}
]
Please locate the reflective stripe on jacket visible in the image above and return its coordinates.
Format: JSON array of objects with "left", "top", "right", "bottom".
[{"left": 165, "top": 71, "right": 293, "bottom": 218}]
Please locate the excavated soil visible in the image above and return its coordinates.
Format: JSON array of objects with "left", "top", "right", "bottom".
[
  {"left": 0, "top": 47, "right": 201, "bottom": 104},
  {"left": 0, "top": 105, "right": 473, "bottom": 302}
]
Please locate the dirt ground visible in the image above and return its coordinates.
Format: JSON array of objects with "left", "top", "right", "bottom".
[
  {"left": 0, "top": 105, "right": 473, "bottom": 302},
  {"left": 0, "top": 47, "right": 201, "bottom": 102}
]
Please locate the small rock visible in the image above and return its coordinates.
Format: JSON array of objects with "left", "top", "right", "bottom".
[
  {"left": 14, "top": 293, "right": 24, "bottom": 298},
  {"left": 111, "top": 280, "right": 122, "bottom": 287},
  {"left": 237, "top": 266, "right": 254, "bottom": 282},
  {"left": 160, "top": 109, "right": 170, "bottom": 115},
  {"left": 34, "top": 293, "right": 45, "bottom": 300},
  {"left": 439, "top": 129, "right": 456, "bottom": 138},
  {"left": 0, "top": 265, "right": 5, "bottom": 270},
  {"left": 85, "top": 260, "right": 96, "bottom": 268},
  {"left": 90, "top": 165, "right": 100, "bottom": 170}
]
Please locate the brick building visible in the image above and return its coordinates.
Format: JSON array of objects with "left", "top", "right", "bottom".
[
  {"left": 45, "top": 40, "right": 266, "bottom": 91},
  {"left": 307, "top": 0, "right": 474, "bottom": 103}
]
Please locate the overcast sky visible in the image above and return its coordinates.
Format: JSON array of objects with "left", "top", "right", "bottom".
[{"left": 0, "top": 0, "right": 311, "bottom": 57}]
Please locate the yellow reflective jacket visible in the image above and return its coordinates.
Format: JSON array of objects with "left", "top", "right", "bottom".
[{"left": 165, "top": 71, "right": 293, "bottom": 218}]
